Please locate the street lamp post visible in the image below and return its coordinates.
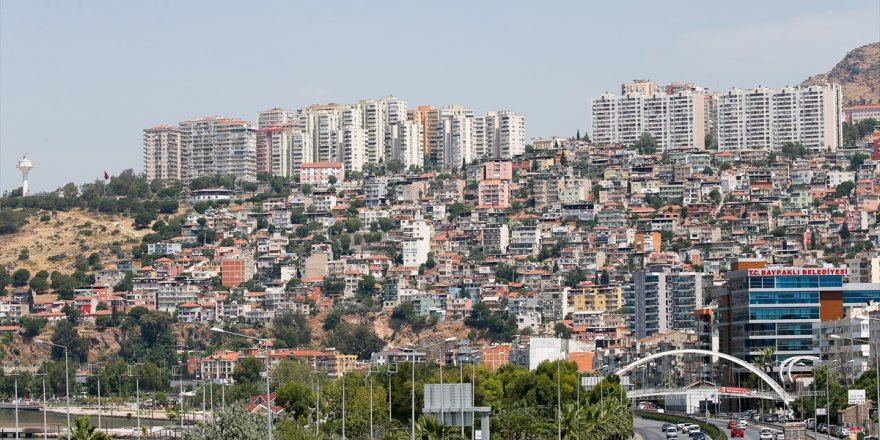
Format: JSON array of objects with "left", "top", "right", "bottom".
[
  {"left": 34, "top": 363, "right": 48, "bottom": 440},
  {"left": 211, "top": 327, "right": 273, "bottom": 440},
  {"left": 87, "top": 363, "right": 104, "bottom": 434},
  {"left": 35, "top": 339, "right": 70, "bottom": 440},
  {"left": 831, "top": 324, "right": 880, "bottom": 437},
  {"left": 127, "top": 363, "right": 143, "bottom": 437}
]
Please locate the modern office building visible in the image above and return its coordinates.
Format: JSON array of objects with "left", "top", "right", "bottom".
[
  {"left": 632, "top": 269, "right": 713, "bottom": 339},
  {"left": 143, "top": 125, "right": 184, "bottom": 181},
  {"left": 714, "top": 259, "right": 880, "bottom": 366},
  {"left": 178, "top": 117, "right": 258, "bottom": 182}
]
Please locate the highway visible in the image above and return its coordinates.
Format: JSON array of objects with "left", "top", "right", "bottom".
[{"left": 635, "top": 416, "right": 769, "bottom": 440}]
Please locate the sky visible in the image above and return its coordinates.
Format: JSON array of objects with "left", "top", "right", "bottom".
[{"left": 1, "top": 1, "right": 878, "bottom": 193}]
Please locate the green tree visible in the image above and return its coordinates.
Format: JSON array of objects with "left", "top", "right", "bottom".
[
  {"left": 271, "top": 312, "right": 312, "bottom": 348},
  {"left": 781, "top": 142, "right": 808, "bottom": 159},
  {"left": 184, "top": 404, "right": 270, "bottom": 440},
  {"left": 50, "top": 320, "right": 89, "bottom": 363},
  {"left": 633, "top": 132, "right": 657, "bottom": 154},
  {"left": 12, "top": 268, "right": 30, "bottom": 287},
  {"left": 850, "top": 152, "right": 869, "bottom": 171},
  {"left": 324, "top": 323, "right": 384, "bottom": 359},
  {"left": 274, "top": 381, "right": 315, "bottom": 420},
  {"left": 233, "top": 357, "right": 264, "bottom": 386},
  {"left": 20, "top": 315, "right": 48, "bottom": 337},
  {"left": 834, "top": 181, "right": 855, "bottom": 198},
  {"left": 68, "top": 416, "right": 112, "bottom": 440}
]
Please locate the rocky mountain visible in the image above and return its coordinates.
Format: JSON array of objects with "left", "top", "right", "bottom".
[{"left": 802, "top": 42, "right": 880, "bottom": 105}]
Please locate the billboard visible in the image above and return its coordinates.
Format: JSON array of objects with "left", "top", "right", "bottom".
[
  {"left": 747, "top": 268, "right": 849, "bottom": 276},
  {"left": 848, "top": 389, "right": 866, "bottom": 405}
]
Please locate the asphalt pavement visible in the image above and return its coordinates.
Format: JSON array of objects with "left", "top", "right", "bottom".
[{"left": 634, "top": 416, "right": 771, "bottom": 440}]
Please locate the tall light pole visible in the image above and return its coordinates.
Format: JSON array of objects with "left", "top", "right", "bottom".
[
  {"left": 35, "top": 339, "right": 70, "bottom": 440},
  {"left": 128, "top": 363, "right": 143, "bottom": 437},
  {"left": 34, "top": 363, "right": 48, "bottom": 440},
  {"left": 831, "top": 327, "right": 879, "bottom": 437},
  {"left": 87, "top": 363, "right": 104, "bottom": 434},
  {"left": 211, "top": 327, "right": 273, "bottom": 440}
]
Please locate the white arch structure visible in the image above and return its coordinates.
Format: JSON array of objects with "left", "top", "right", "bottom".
[
  {"left": 615, "top": 349, "right": 793, "bottom": 405},
  {"left": 778, "top": 356, "right": 821, "bottom": 384}
]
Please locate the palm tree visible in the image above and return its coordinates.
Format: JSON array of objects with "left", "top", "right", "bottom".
[
  {"left": 63, "top": 417, "right": 111, "bottom": 440},
  {"left": 415, "top": 416, "right": 464, "bottom": 440}
]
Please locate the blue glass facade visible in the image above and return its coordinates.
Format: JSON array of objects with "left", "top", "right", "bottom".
[{"left": 719, "top": 268, "right": 880, "bottom": 365}]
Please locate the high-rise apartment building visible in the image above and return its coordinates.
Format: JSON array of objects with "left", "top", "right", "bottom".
[
  {"left": 258, "top": 107, "right": 295, "bottom": 129},
  {"left": 401, "top": 217, "right": 433, "bottom": 267},
  {"left": 715, "top": 83, "right": 842, "bottom": 152},
  {"left": 143, "top": 125, "right": 183, "bottom": 181},
  {"left": 256, "top": 107, "right": 295, "bottom": 175},
  {"left": 591, "top": 90, "right": 706, "bottom": 150},
  {"left": 386, "top": 121, "right": 424, "bottom": 169},
  {"left": 178, "top": 117, "right": 258, "bottom": 182},
  {"left": 622, "top": 79, "right": 661, "bottom": 96},
  {"left": 632, "top": 269, "right": 713, "bottom": 339},
  {"left": 257, "top": 126, "right": 294, "bottom": 178},
  {"left": 486, "top": 111, "right": 526, "bottom": 159}
]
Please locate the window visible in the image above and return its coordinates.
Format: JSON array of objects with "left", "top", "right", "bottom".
[{"left": 749, "top": 307, "right": 818, "bottom": 321}]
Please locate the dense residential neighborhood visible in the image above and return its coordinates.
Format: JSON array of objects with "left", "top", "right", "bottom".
[{"left": 2, "top": 79, "right": 880, "bottom": 438}]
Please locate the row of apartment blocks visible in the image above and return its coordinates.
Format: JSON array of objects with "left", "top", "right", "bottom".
[
  {"left": 144, "top": 97, "right": 525, "bottom": 183},
  {"left": 591, "top": 79, "right": 843, "bottom": 153}
]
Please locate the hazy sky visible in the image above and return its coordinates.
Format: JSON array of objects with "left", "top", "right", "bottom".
[{"left": 1, "top": 1, "right": 878, "bottom": 193}]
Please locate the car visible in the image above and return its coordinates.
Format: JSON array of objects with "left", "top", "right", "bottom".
[
  {"left": 692, "top": 432, "right": 706, "bottom": 440},
  {"left": 763, "top": 414, "right": 779, "bottom": 423},
  {"left": 677, "top": 423, "right": 690, "bottom": 430},
  {"left": 818, "top": 424, "right": 828, "bottom": 433},
  {"left": 666, "top": 427, "right": 679, "bottom": 439},
  {"left": 662, "top": 423, "right": 675, "bottom": 432},
  {"left": 773, "top": 433, "right": 785, "bottom": 440},
  {"left": 688, "top": 427, "right": 701, "bottom": 437},
  {"left": 836, "top": 427, "right": 850, "bottom": 438},
  {"left": 732, "top": 428, "right": 746, "bottom": 438},
  {"left": 760, "top": 428, "right": 774, "bottom": 440},
  {"left": 728, "top": 420, "right": 739, "bottom": 429},
  {"left": 737, "top": 420, "right": 750, "bottom": 428}
]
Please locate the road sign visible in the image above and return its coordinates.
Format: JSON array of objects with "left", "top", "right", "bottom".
[
  {"left": 816, "top": 408, "right": 827, "bottom": 416},
  {"left": 848, "top": 389, "right": 866, "bottom": 405}
]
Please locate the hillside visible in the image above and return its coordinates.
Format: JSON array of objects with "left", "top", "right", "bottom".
[
  {"left": 0, "top": 209, "right": 147, "bottom": 275},
  {"left": 802, "top": 41, "right": 880, "bottom": 105}
]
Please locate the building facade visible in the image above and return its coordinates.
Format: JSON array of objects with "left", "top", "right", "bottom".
[
  {"left": 143, "top": 125, "right": 184, "bottom": 181},
  {"left": 715, "top": 260, "right": 880, "bottom": 366}
]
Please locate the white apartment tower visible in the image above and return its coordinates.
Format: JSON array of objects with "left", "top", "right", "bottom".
[
  {"left": 387, "top": 121, "right": 424, "bottom": 169},
  {"left": 178, "top": 117, "right": 257, "bottom": 182},
  {"left": 716, "top": 83, "right": 842, "bottom": 152},
  {"left": 590, "top": 90, "right": 706, "bottom": 150},
  {"left": 338, "top": 126, "right": 368, "bottom": 173},
  {"left": 401, "top": 217, "right": 433, "bottom": 267},
  {"left": 591, "top": 93, "right": 618, "bottom": 144},
  {"left": 258, "top": 107, "right": 295, "bottom": 129},
  {"left": 143, "top": 125, "right": 183, "bottom": 181},
  {"left": 487, "top": 111, "right": 526, "bottom": 159},
  {"left": 256, "top": 107, "right": 296, "bottom": 175},
  {"left": 444, "top": 115, "right": 475, "bottom": 170}
]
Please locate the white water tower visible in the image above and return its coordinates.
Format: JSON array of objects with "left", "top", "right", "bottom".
[{"left": 16, "top": 155, "right": 33, "bottom": 196}]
